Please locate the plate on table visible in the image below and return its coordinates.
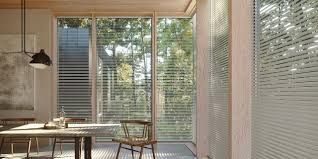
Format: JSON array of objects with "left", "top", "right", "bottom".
[{"left": 44, "top": 122, "right": 61, "bottom": 129}]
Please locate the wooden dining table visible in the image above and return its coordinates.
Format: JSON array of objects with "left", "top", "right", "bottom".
[{"left": 0, "top": 123, "right": 120, "bottom": 159}]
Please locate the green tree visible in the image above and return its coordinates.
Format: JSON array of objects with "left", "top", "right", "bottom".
[
  {"left": 96, "top": 18, "right": 152, "bottom": 124},
  {"left": 58, "top": 17, "right": 194, "bottom": 141},
  {"left": 156, "top": 18, "right": 194, "bottom": 140}
]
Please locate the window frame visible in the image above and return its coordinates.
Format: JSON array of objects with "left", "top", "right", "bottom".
[{"left": 53, "top": 14, "right": 196, "bottom": 142}]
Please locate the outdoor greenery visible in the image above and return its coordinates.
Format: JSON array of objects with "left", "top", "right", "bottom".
[
  {"left": 157, "top": 18, "right": 195, "bottom": 140},
  {"left": 58, "top": 17, "right": 195, "bottom": 141}
]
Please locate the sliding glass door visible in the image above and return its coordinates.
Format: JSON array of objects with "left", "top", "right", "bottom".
[
  {"left": 57, "top": 16, "right": 195, "bottom": 142},
  {"left": 57, "top": 18, "right": 92, "bottom": 121},
  {"left": 156, "top": 18, "right": 195, "bottom": 141},
  {"left": 96, "top": 17, "right": 152, "bottom": 141},
  {"left": 96, "top": 17, "right": 152, "bottom": 125}
]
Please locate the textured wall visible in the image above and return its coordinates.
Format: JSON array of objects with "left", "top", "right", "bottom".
[
  {"left": 0, "top": 9, "right": 53, "bottom": 122},
  {"left": 0, "top": 35, "right": 35, "bottom": 110},
  {"left": 230, "top": 0, "right": 253, "bottom": 158}
]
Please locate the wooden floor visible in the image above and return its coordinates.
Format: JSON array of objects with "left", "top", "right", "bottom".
[{"left": 0, "top": 143, "right": 196, "bottom": 159}]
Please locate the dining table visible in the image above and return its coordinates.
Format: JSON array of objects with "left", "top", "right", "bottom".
[{"left": 0, "top": 123, "right": 120, "bottom": 159}]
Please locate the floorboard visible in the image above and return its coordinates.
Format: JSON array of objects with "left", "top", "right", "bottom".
[{"left": 0, "top": 143, "right": 196, "bottom": 159}]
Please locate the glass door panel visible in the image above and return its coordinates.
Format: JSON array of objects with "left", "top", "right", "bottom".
[
  {"left": 96, "top": 18, "right": 152, "bottom": 141},
  {"left": 156, "top": 18, "right": 195, "bottom": 141},
  {"left": 57, "top": 18, "right": 92, "bottom": 122}
]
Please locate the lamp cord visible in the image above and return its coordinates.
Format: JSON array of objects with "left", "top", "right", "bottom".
[
  {"left": 21, "top": 0, "right": 23, "bottom": 53},
  {"left": 0, "top": 0, "right": 34, "bottom": 56},
  {"left": 21, "top": 0, "right": 34, "bottom": 57},
  {"left": 24, "top": 0, "right": 26, "bottom": 53}
]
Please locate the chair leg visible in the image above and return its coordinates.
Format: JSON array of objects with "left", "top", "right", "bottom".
[
  {"left": 115, "top": 143, "right": 121, "bottom": 159},
  {"left": 27, "top": 138, "right": 32, "bottom": 159},
  {"left": 131, "top": 146, "right": 134, "bottom": 159},
  {"left": 11, "top": 143, "right": 14, "bottom": 154},
  {"left": 151, "top": 144, "right": 156, "bottom": 159},
  {"left": 35, "top": 137, "right": 39, "bottom": 154},
  {"left": 60, "top": 142, "right": 63, "bottom": 154},
  {"left": 139, "top": 146, "right": 144, "bottom": 159},
  {"left": 52, "top": 138, "right": 57, "bottom": 158},
  {"left": 80, "top": 137, "right": 83, "bottom": 157}
]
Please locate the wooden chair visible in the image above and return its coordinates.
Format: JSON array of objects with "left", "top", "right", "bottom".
[
  {"left": 0, "top": 118, "right": 39, "bottom": 158},
  {"left": 112, "top": 120, "right": 157, "bottom": 159},
  {"left": 51, "top": 117, "right": 86, "bottom": 158}
]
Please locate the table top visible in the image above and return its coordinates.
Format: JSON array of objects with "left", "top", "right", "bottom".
[{"left": 0, "top": 123, "right": 120, "bottom": 138}]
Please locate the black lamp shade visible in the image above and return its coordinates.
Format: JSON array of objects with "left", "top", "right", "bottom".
[{"left": 29, "top": 49, "right": 52, "bottom": 69}]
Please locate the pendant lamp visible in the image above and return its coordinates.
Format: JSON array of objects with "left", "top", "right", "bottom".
[{"left": 0, "top": 0, "right": 52, "bottom": 69}]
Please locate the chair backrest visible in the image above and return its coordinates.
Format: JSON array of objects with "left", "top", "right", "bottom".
[
  {"left": 0, "top": 118, "right": 36, "bottom": 125},
  {"left": 120, "top": 120, "right": 153, "bottom": 141}
]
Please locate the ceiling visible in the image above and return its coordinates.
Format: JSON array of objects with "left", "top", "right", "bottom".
[{"left": 0, "top": 0, "right": 196, "bottom": 16}]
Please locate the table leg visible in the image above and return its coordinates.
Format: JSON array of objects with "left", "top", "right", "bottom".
[
  {"left": 74, "top": 137, "right": 80, "bottom": 159},
  {"left": 0, "top": 137, "right": 4, "bottom": 155},
  {"left": 84, "top": 137, "right": 92, "bottom": 159},
  {"left": 52, "top": 138, "right": 56, "bottom": 158}
]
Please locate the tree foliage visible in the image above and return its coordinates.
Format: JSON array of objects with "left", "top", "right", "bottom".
[{"left": 59, "top": 17, "right": 195, "bottom": 141}]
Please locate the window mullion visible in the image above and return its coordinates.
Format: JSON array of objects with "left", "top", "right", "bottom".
[
  {"left": 151, "top": 12, "right": 158, "bottom": 140},
  {"left": 90, "top": 14, "right": 97, "bottom": 124}
]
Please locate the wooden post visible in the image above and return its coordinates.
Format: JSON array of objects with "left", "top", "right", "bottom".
[
  {"left": 196, "top": 0, "right": 210, "bottom": 157},
  {"left": 151, "top": 11, "right": 157, "bottom": 141},
  {"left": 90, "top": 14, "right": 97, "bottom": 145},
  {"left": 229, "top": 0, "right": 253, "bottom": 158}
]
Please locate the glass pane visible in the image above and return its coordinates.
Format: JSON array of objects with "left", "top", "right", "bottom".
[
  {"left": 156, "top": 18, "right": 195, "bottom": 141},
  {"left": 96, "top": 18, "right": 152, "bottom": 141},
  {"left": 57, "top": 18, "right": 92, "bottom": 122}
]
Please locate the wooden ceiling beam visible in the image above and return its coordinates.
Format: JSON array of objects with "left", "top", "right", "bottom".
[
  {"left": 53, "top": 11, "right": 188, "bottom": 17},
  {"left": 0, "top": 0, "right": 195, "bottom": 16}
]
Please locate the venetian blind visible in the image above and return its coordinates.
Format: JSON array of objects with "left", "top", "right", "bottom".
[
  {"left": 252, "top": 0, "right": 318, "bottom": 158},
  {"left": 208, "top": 0, "right": 230, "bottom": 158},
  {"left": 156, "top": 18, "right": 195, "bottom": 141},
  {"left": 95, "top": 18, "right": 152, "bottom": 132},
  {"left": 57, "top": 18, "right": 92, "bottom": 121}
]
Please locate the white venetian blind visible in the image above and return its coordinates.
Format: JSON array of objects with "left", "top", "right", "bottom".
[
  {"left": 57, "top": 18, "right": 92, "bottom": 121},
  {"left": 208, "top": 0, "right": 230, "bottom": 158},
  {"left": 252, "top": 0, "right": 318, "bottom": 158},
  {"left": 156, "top": 18, "right": 195, "bottom": 141},
  {"left": 95, "top": 18, "right": 152, "bottom": 128}
]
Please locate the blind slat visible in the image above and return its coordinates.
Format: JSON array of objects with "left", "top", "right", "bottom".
[
  {"left": 208, "top": 0, "right": 230, "bottom": 158},
  {"left": 253, "top": 0, "right": 318, "bottom": 158},
  {"left": 57, "top": 18, "right": 92, "bottom": 122},
  {"left": 156, "top": 18, "right": 195, "bottom": 141},
  {"left": 96, "top": 18, "right": 152, "bottom": 141}
]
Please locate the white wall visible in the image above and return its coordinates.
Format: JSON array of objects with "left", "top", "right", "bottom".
[{"left": 0, "top": 9, "right": 53, "bottom": 123}]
